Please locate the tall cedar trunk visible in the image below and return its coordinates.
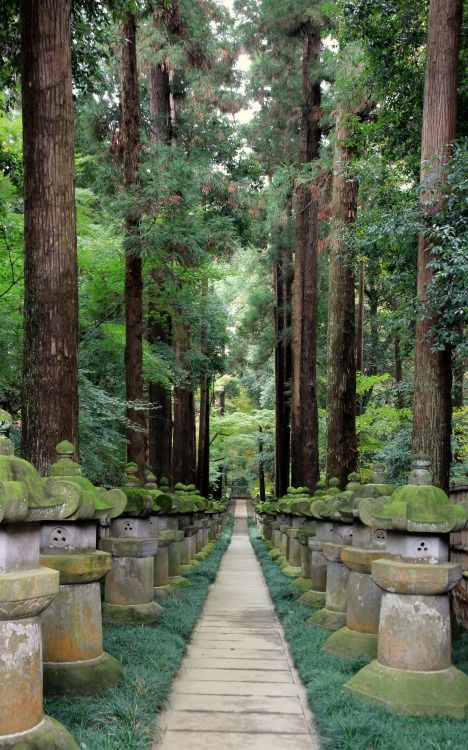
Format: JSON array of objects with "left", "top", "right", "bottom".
[
  {"left": 291, "top": 23, "right": 321, "bottom": 491},
  {"left": 121, "top": 13, "right": 146, "bottom": 478},
  {"left": 148, "top": 54, "right": 173, "bottom": 480},
  {"left": 21, "top": 0, "right": 79, "bottom": 474},
  {"left": 197, "top": 374, "right": 210, "bottom": 497},
  {"left": 196, "top": 277, "right": 210, "bottom": 496},
  {"left": 212, "top": 387, "right": 225, "bottom": 501},
  {"left": 148, "top": 309, "right": 172, "bottom": 480},
  {"left": 172, "top": 320, "right": 196, "bottom": 485},
  {"left": 326, "top": 109, "right": 358, "bottom": 487},
  {"left": 356, "top": 259, "right": 365, "bottom": 415},
  {"left": 412, "top": 0, "right": 462, "bottom": 491},
  {"left": 258, "top": 427, "right": 266, "bottom": 502},
  {"left": 274, "top": 241, "right": 293, "bottom": 498}
]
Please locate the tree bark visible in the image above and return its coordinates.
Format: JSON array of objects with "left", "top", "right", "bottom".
[
  {"left": 326, "top": 108, "right": 359, "bottom": 488},
  {"left": 356, "top": 259, "right": 365, "bottom": 415},
  {"left": 197, "top": 374, "right": 210, "bottom": 497},
  {"left": 21, "top": 0, "right": 79, "bottom": 475},
  {"left": 148, "top": 49, "right": 173, "bottom": 481},
  {"left": 172, "top": 319, "right": 197, "bottom": 485},
  {"left": 121, "top": 12, "right": 146, "bottom": 478},
  {"left": 412, "top": 0, "right": 462, "bottom": 492},
  {"left": 290, "top": 22, "right": 321, "bottom": 491},
  {"left": 258, "top": 426, "right": 266, "bottom": 503},
  {"left": 274, "top": 238, "right": 293, "bottom": 497}
]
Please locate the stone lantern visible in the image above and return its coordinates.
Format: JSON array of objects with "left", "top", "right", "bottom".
[
  {"left": 278, "top": 488, "right": 315, "bottom": 579},
  {"left": 100, "top": 465, "right": 162, "bottom": 625},
  {"left": 323, "top": 466, "right": 392, "bottom": 660},
  {"left": 40, "top": 441, "right": 125, "bottom": 695},
  {"left": 0, "top": 413, "right": 79, "bottom": 749},
  {"left": 345, "top": 456, "right": 468, "bottom": 718},
  {"left": 306, "top": 475, "right": 359, "bottom": 629}
]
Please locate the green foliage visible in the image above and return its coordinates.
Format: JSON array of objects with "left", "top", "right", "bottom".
[
  {"left": 46, "top": 518, "right": 234, "bottom": 749},
  {"left": 250, "top": 523, "right": 468, "bottom": 750}
]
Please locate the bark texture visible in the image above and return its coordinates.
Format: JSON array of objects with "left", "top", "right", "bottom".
[
  {"left": 196, "top": 374, "right": 210, "bottom": 497},
  {"left": 121, "top": 13, "right": 147, "bottom": 476},
  {"left": 21, "top": 0, "right": 79, "bottom": 474},
  {"left": 412, "top": 0, "right": 462, "bottom": 491},
  {"left": 148, "top": 52, "right": 173, "bottom": 481},
  {"left": 172, "top": 320, "right": 197, "bottom": 485},
  {"left": 274, "top": 238, "right": 293, "bottom": 498},
  {"left": 290, "top": 23, "right": 321, "bottom": 491},
  {"left": 326, "top": 109, "right": 359, "bottom": 487}
]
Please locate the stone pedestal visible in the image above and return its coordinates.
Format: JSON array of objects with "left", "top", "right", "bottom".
[
  {"left": 0, "top": 524, "right": 79, "bottom": 749},
  {"left": 307, "top": 530, "right": 352, "bottom": 630},
  {"left": 269, "top": 520, "right": 282, "bottom": 559},
  {"left": 279, "top": 516, "right": 292, "bottom": 566},
  {"left": 292, "top": 527, "right": 316, "bottom": 596},
  {"left": 168, "top": 528, "right": 191, "bottom": 589},
  {"left": 40, "top": 522, "right": 122, "bottom": 695},
  {"left": 283, "top": 528, "right": 303, "bottom": 577},
  {"left": 345, "top": 557, "right": 468, "bottom": 718},
  {"left": 180, "top": 523, "right": 198, "bottom": 573},
  {"left": 299, "top": 520, "right": 335, "bottom": 607},
  {"left": 150, "top": 517, "right": 176, "bottom": 600},
  {"left": 100, "top": 517, "right": 161, "bottom": 625},
  {"left": 323, "top": 547, "right": 387, "bottom": 660}
]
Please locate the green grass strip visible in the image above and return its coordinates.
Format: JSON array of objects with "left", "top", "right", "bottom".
[
  {"left": 46, "top": 517, "right": 234, "bottom": 750},
  {"left": 248, "top": 521, "right": 468, "bottom": 750}
]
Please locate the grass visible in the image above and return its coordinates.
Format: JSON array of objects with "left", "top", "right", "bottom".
[
  {"left": 45, "top": 517, "right": 234, "bottom": 750},
  {"left": 248, "top": 522, "right": 468, "bottom": 750}
]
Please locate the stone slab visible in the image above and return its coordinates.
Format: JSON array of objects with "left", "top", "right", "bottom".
[
  {"left": 169, "top": 693, "right": 303, "bottom": 714},
  {"left": 165, "top": 711, "right": 309, "bottom": 733},
  {"left": 170, "top": 680, "right": 299, "bottom": 697},
  {"left": 156, "top": 732, "right": 315, "bottom": 750}
]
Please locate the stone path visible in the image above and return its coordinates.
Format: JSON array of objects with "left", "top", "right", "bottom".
[{"left": 154, "top": 500, "right": 319, "bottom": 750}]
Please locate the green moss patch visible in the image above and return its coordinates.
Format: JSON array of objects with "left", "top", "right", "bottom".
[
  {"left": 249, "top": 522, "right": 468, "bottom": 750},
  {"left": 45, "top": 517, "right": 233, "bottom": 749}
]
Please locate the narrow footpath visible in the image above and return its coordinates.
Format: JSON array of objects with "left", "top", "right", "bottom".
[{"left": 154, "top": 499, "right": 319, "bottom": 750}]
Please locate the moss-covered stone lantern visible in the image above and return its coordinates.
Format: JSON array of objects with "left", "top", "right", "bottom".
[
  {"left": 277, "top": 488, "right": 315, "bottom": 579},
  {"left": 345, "top": 455, "right": 468, "bottom": 718},
  {"left": 324, "top": 466, "right": 392, "bottom": 660},
  {"left": 0, "top": 413, "right": 79, "bottom": 749},
  {"left": 99, "top": 464, "right": 162, "bottom": 625},
  {"left": 306, "top": 475, "right": 358, "bottom": 628},
  {"left": 40, "top": 441, "right": 124, "bottom": 695}
]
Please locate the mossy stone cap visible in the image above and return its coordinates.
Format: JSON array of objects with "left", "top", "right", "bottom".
[
  {"left": 0, "top": 408, "right": 12, "bottom": 432},
  {"left": 358, "top": 454, "right": 467, "bottom": 533}
]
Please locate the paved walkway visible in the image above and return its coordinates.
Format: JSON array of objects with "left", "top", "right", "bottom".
[{"left": 154, "top": 500, "right": 319, "bottom": 750}]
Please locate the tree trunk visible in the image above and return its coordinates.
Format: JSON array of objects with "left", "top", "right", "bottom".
[
  {"left": 148, "top": 49, "right": 173, "bottom": 481},
  {"left": 274, "top": 240, "right": 293, "bottom": 497},
  {"left": 120, "top": 12, "right": 146, "bottom": 479},
  {"left": 172, "top": 320, "right": 196, "bottom": 486},
  {"left": 412, "top": 0, "right": 462, "bottom": 492},
  {"left": 21, "top": 0, "right": 79, "bottom": 475},
  {"left": 356, "top": 259, "right": 365, "bottom": 416},
  {"left": 197, "top": 374, "right": 210, "bottom": 497},
  {"left": 290, "top": 22, "right": 321, "bottom": 492},
  {"left": 148, "top": 306, "right": 172, "bottom": 481},
  {"left": 258, "top": 427, "right": 266, "bottom": 503},
  {"left": 326, "top": 108, "right": 359, "bottom": 488}
]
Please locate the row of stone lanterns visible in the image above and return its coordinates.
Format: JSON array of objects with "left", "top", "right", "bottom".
[
  {"left": 0, "top": 410, "right": 228, "bottom": 749},
  {"left": 256, "top": 456, "right": 468, "bottom": 719}
]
